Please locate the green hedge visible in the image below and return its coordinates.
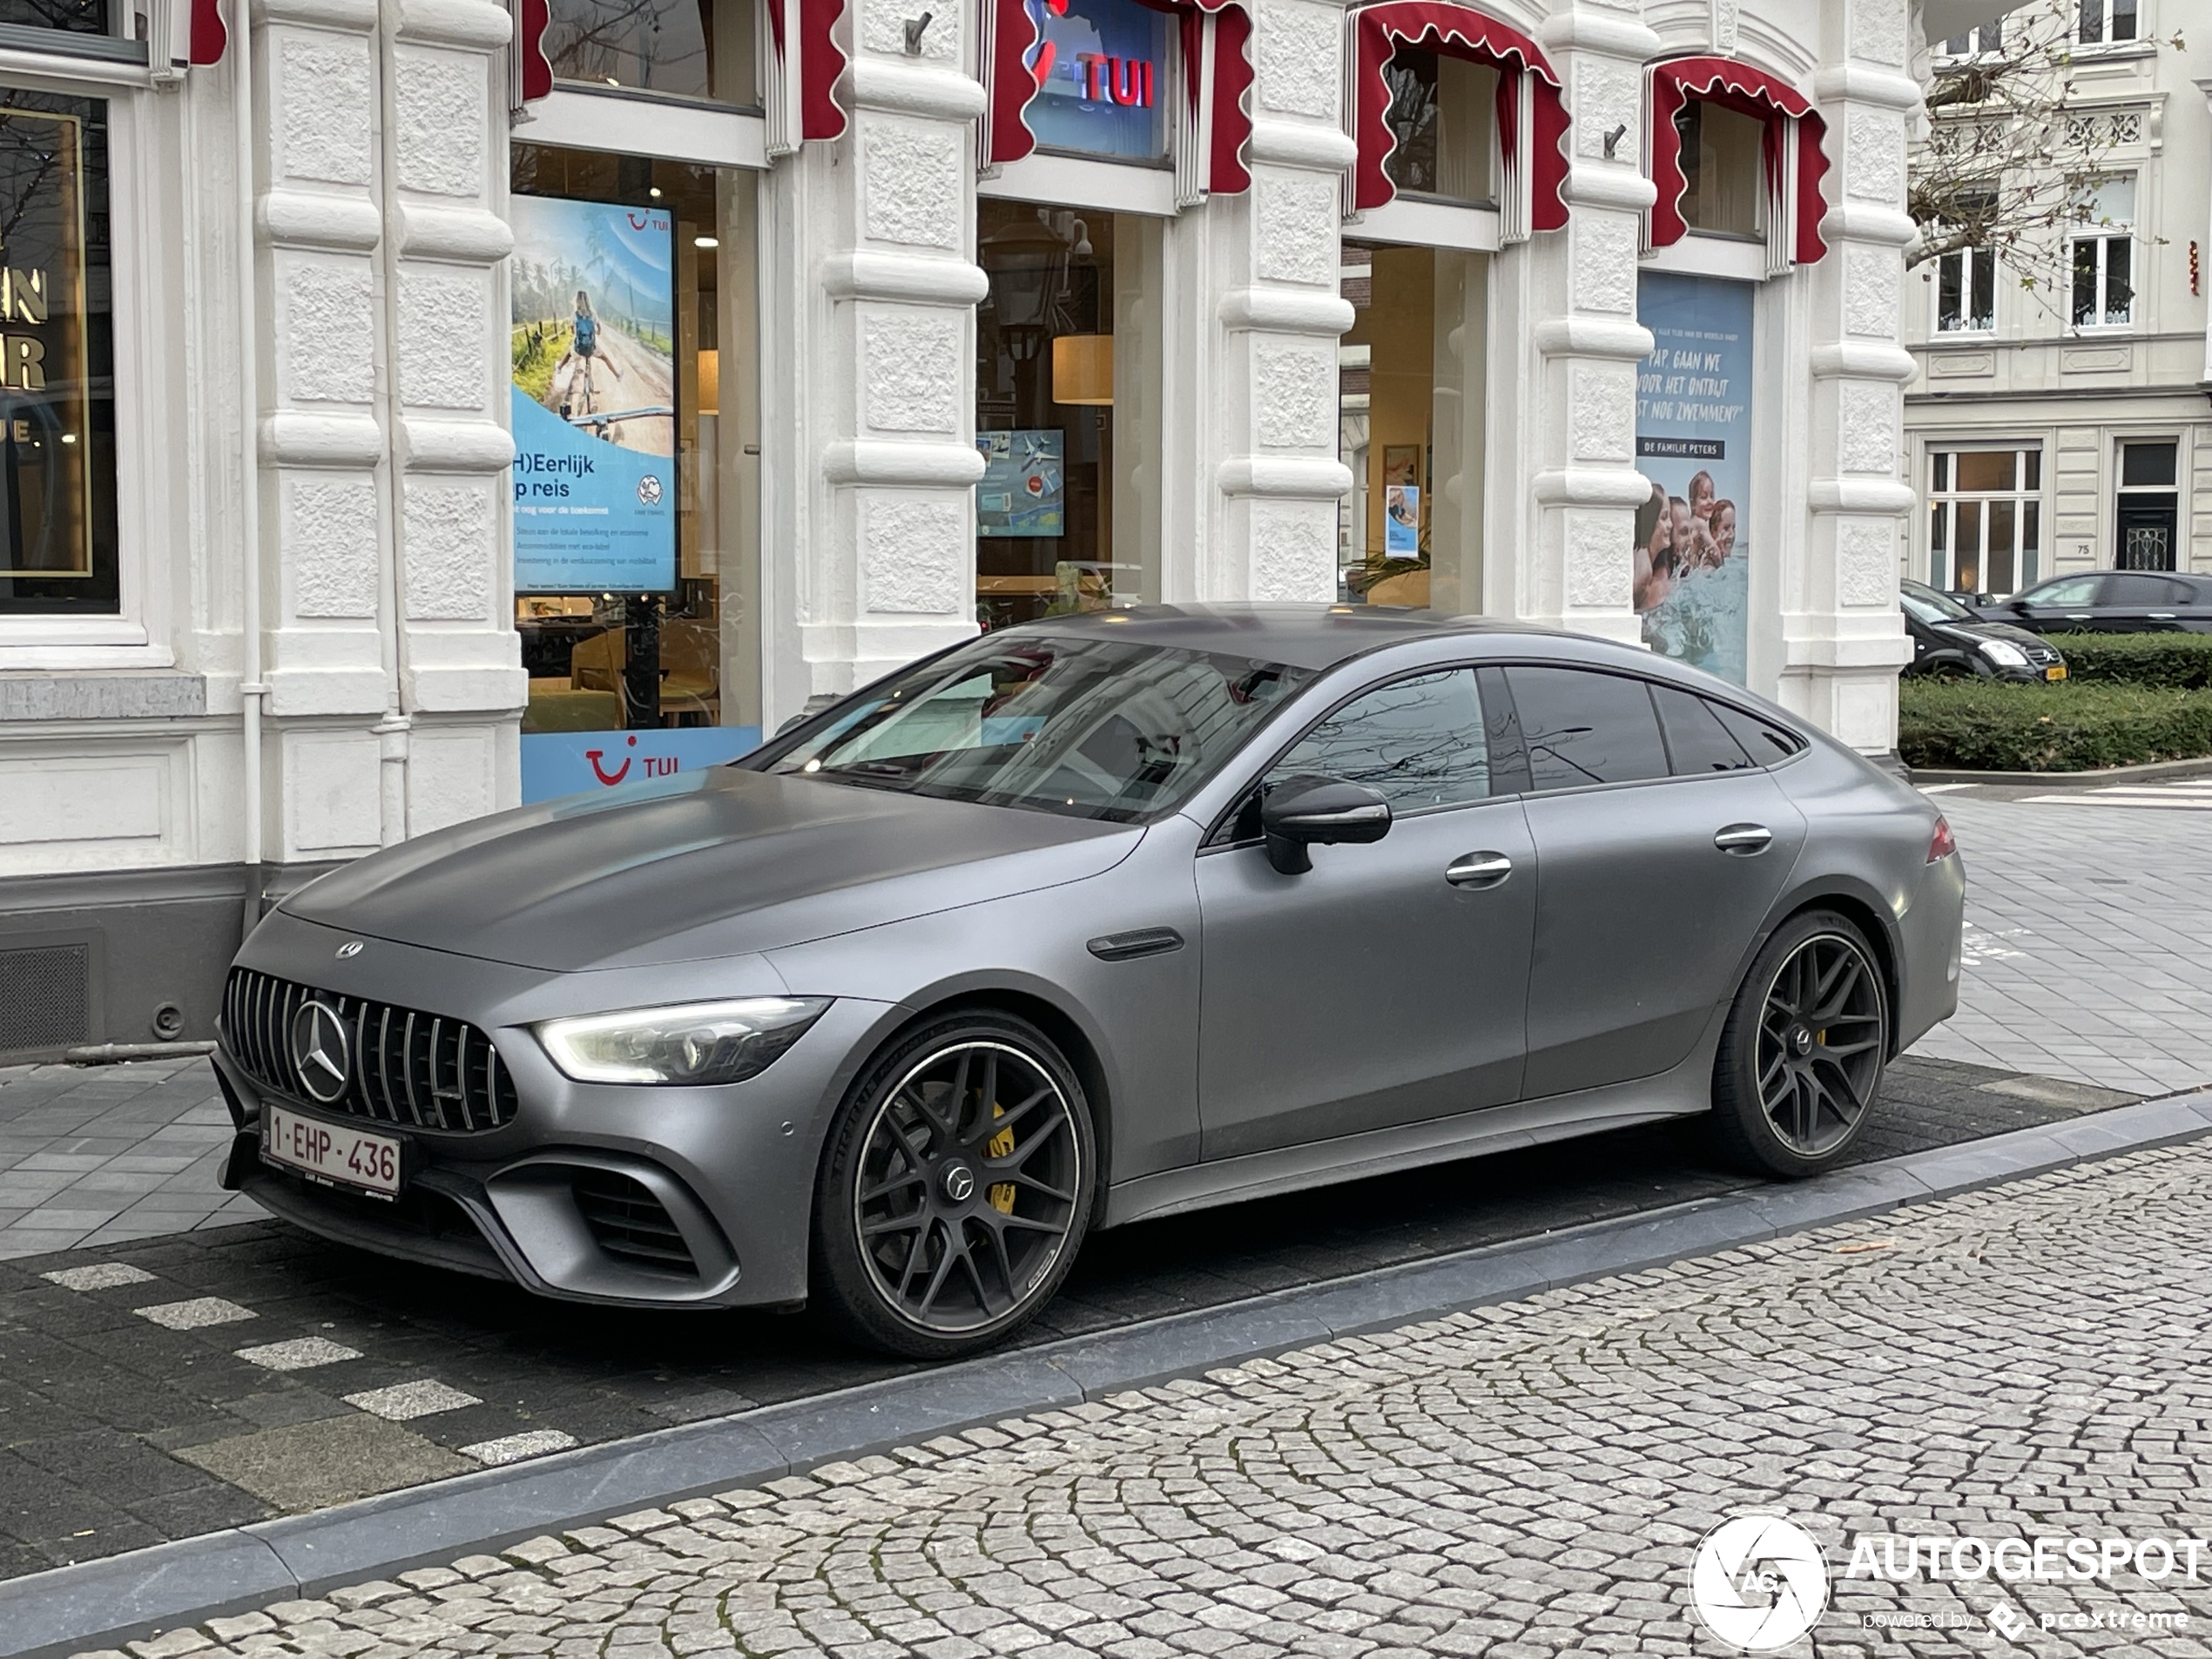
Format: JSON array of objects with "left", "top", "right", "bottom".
[
  {"left": 1899, "top": 679, "right": 2212, "bottom": 772},
  {"left": 2041, "top": 631, "right": 2212, "bottom": 690}
]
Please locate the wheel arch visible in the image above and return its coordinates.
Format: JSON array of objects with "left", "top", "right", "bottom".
[{"left": 1763, "top": 884, "right": 1905, "bottom": 1059}]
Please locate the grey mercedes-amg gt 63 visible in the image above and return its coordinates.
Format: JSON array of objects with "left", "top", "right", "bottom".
[{"left": 215, "top": 606, "right": 1964, "bottom": 1357}]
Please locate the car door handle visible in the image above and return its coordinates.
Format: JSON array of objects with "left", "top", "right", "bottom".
[
  {"left": 2065, "top": 613, "right": 2092, "bottom": 621},
  {"left": 1445, "top": 853, "right": 1514, "bottom": 887},
  {"left": 1714, "top": 824, "right": 1773, "bottom": 855},
  {"left": 2150, "top": 612, "right": 2176, "bottom": 620}
]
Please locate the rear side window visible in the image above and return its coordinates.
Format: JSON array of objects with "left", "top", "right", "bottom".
[
  {"left": 1709, "top": 700, "right": 1804, "bottom": 764},
  {"left": 1653, "top": 686, "right": 1756, "bottom": 774},
  {"left": 2105, "top": 574, "right": 2188, "bottom": 606},
  {"left": 1505, "top": 666, "right": 1670, "bottom": 792}
]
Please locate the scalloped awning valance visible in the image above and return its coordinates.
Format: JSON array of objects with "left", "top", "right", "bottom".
[{"left": 1645, "top": 55, "right": 1830, "bottom": 269}]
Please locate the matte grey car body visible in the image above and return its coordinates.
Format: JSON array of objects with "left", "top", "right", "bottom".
[{"left": 212, "top": 607, "right": 1964, "bottom": 1347}]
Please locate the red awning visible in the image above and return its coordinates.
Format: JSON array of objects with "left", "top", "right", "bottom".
[
  {"left": 189, "top": 0, "right": 226, "bottom": 64},
  {"left": 1348, "top": 1, "right": 1568, "bottom": 227},
  {"left": 765, "top": 0, "right": 849, "bottom": 142},
  {"left": 1647, "top": 55, "right": 1829, "bottom": 265},
  {"left": 515, "top": 0, "right": 552, "bottom": 102},
  {"left": 987, "top": 0, "right": 1252, "bottom": 197}
]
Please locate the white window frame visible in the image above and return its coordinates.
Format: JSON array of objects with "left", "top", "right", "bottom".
[
  {"left": 1934, "top": 243, "right": 1996, "bottom": 334},
  {"left": 2070, "top": 227, "right": 2134, "bottom": 331},
  {"left": 1935, "top": 20, "right": 2006, "bottom": 59},
  {"left": 2074, "top": 0, "right": 2141, "bottom": 47},
  {"left": 1927, "top": 444, "right": 2044, "bottom": 598},
  {"left": 0, "top": 49, "right": 170, "bottom": 665}
]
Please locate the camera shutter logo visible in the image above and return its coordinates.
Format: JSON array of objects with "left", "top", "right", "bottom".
[
  {"left": 1690, "top": 1514, "right": 1830, "bottom": 1652},
  {"left": 288, "top": 1001, "right": 353, "bottom": 1106}
]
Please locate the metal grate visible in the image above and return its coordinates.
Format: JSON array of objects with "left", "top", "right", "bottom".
[
  {"left": 0, "top": 943, "right": 91, "bottom": 1055},
  {"left": 222, "top": 967, "right": 519, "bottom": 1133},
  {"left": 572, "top": 1168, "right": 698, "bottom": 1275}
]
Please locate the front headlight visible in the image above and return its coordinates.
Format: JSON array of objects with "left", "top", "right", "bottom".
[
  {"left": 1979, "top": 638, "right": 2029, "bottom": 669},
  {"left": 536, "top": 996, "right": 831, "bottom": 1085}
]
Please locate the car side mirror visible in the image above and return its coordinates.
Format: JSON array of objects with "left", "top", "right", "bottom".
[{"left": 1259, "top": 777, "right": 1392, "bottom": 875}]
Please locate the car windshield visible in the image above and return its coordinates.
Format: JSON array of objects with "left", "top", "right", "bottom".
[
  {"left": 759, "top": 633, "right": 1314, "bottom": 822},
  {"left": 1901, "top": 581, "right": 1975, "bottom": 626}
]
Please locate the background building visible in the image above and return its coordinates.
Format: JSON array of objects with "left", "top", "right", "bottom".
[
  {"left": 1904, "top": 0, "right": 2210, "bottom": 597},
  {"left": 0, "top": 0, "right": 1932, "bottom": 1057}
]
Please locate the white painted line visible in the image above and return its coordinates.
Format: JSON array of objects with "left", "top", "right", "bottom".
[
  {"left": 42, "top": 1263, "right": 154, "bottom": 1291},
  {"left": 237, "top": 1337, "right": 364, "bottom": 1372},
  {"left": 134, "top": 1297, "right": 257, "bottom": 1331},
  {"left": 1917, "top": 783, "right": 1972, "bottom": 794},
  {"left": 345, "top": 1380, "right": 484, "bottom": 1421},
  {"left": 2019, "top": 796, "right": 2212, "bottom": 810},
  {"left": 462, "top": 1429, "right": 578, "bottom": 1466}
]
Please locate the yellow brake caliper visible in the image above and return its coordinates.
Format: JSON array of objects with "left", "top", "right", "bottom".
[{"left": 986, "top": 1102, "right": 1016, "bottom": 1214}]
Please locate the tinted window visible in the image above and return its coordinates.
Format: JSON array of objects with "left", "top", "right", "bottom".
[
  {"left": 2105, "top": 574, "right": 2186, "bottom": 606},
  {"left": 1506, "top": 667, "right": 1670, "bottom": 792},
  {"left": 1654, "top": 686, "right": 1757, "bottom": 775},
  {"left": 2023, "top": 576, "right": 2100, "bottom": 606},
  {"left": 1710, "top": 702, "right": 1804, "bottom": 765},
  {"left": 764, "top": 635, "right": 1312, "bottom": 822},
  {"left": 1270, "top": 670, "right": 1490, "bottom": 812}
]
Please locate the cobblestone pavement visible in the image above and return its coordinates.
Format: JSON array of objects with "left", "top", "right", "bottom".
[
  {"left": 1907, "top": 794, "right": 2212, "bottom": 1095},
  {"left": 84, "top": 1136, "right": 2212, "bottom": 1659}
]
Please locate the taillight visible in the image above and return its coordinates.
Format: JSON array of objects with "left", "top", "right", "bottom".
[{"left": 1927, "top": 816, "right": 1957, "bottom": 863}]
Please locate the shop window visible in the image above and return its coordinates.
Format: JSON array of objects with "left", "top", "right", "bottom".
[
  {"left": 1022, "top": 0, "right": 1170, "bottom": 164},
  {"left": 1929, "top": 448, "right": 2040, "bottom": 597},
  {"left": 1337, "top": 241, "right": 1487, "bottom": 614},
  {"left": 2114, "top": 438, "right": 2177, "bottom": 571},
  {"left": 974, "top": 202, "right": 1163, "bottom": 630},
  {"left": 1673, "top": 98, "right": 1764, "bottom": 239},
  {"left": 2075, "top": 0, "right": 2137, "bottom": 45},
  {"left": 2069, "top": 175, "right": 2134, "bottom": 329},
  {"left": 1380, "top": 49, "right": 1496, "bottom": 206},
  {"left": 543, "top": 0, "right": 755, "bottom": 104},
  {"left": 0, "top": 88, "right": 118, "bottom": 617},
  {"left": 0, "top": 0, "right": 108, "bottom": 35},
  {"left": 509, "top": 145, "right": 761, "bottom": 793}
]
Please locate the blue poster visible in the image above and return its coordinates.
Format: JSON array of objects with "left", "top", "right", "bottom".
[
  {"left": 1023, "top": 0, "right": 1169, "bottom": 161},
  {"left": 510, "top": 196, "right": 678, "bottom": 594},
  {"left": 1385, "top": 484, "right": 1420, "bottom": 555},
  {"left": 1633, "top": 273, "right": 1754, "bottom": 685},
  {"left": 976, "top": 429, "right": 1066, "bottom": 537}
]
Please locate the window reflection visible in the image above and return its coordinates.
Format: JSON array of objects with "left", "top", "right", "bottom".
[
  {"left": 1272, "top": 671, "right": 1491, "bottom": 812},
  {"left": 544, "top": 0, "right": 756, "bottom": 105}
]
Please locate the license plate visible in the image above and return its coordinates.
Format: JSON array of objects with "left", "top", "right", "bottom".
[
  {"left": 263, "top": 1105, "right": 401, "bottom": 1199},
  {"left": 2046, "top": 664, "right": 2067, "bottom": 680}
]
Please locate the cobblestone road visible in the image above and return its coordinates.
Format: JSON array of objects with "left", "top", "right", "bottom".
[{"left": 98, "top": 1136, "right": 2212, "bottom": 1659}]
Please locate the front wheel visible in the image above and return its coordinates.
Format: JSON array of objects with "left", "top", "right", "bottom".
[
  {"left": 810, "top": 1012, "right": 1096, "bottom": 1359},
  {"left": 1710, "top": 911, "right": 1889, "bottom": 1177}
]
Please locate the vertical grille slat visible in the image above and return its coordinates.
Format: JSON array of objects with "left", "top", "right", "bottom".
[{"left": 218, "top": 968, "right": 517, "bottom": 1135}]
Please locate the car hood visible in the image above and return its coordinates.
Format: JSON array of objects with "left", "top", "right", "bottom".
[
  {"left": 1935, "top": 619, "right": 2052, "bottom": 652},
  {"left": 283, "top": 765, "right": 1140, "bottom": 972}
]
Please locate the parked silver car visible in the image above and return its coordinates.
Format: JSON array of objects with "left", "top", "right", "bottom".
[{"left": 215, "top": 607, "right": 1964, "bottom": 1357}]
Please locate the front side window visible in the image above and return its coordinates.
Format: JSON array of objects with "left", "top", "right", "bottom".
[
  {"left": 763, "top": 635, "right": 1313, "bottom": 823},
  {"left": 2076, "top": 0, "right": 2138, "bottom": 44},
  {"left": 0, "top": 87, "right": 117, "bottom": 617},
  {"left": 1505, "top": 666, "right": 1670, "bottom": 792},
  {"left": 1269, "top": 669, "right": 1490, "bottom": 813},
  {"left": 2069, "top": 175, "right": 2134, "bottom": 329},
  {"left": 1929, "top": 448, "right": 2040, "bottom": 597},
  {"left": 2021, "top": 574, "right": 2100, "bottom": 606}
]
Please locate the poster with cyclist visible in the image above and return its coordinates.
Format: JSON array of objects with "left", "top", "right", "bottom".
[{"left": 509, "top": 195, "right": 678, "bottom": 594}]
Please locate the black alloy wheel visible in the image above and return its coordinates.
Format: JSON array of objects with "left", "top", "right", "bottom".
[
  {"left": 1711, "top": 910, "right": 1889, "bottom": 1177},
  {"left": 813, "top": 1012, "right": 1094, "bottom": 1358}
]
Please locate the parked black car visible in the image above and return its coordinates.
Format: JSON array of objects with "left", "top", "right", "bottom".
[
  {"left": 1903, "top": 581, "right": 2067, "bottom": 682},
  {"left": 1966, "top": 570, "right": 2212, "bottom": 635}
]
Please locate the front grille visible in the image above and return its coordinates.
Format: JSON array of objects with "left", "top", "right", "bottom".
[
  {"left": 572, "top": 1169, "right": 698, "bottom": 1275},
  {"left": 2023, "top": 641, "right": 2060, "bottom": 664},
  {"left": 222, "top": 967, "right": 520, "bottom": 1133}
]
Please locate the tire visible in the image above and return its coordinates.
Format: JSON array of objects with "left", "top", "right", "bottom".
[
  {"left": 1710, "top": 910, "right": 1890, "bottom": 1178},
  {"left": 810, "top": 1010, "right": 1096, "bottom": 1359}
]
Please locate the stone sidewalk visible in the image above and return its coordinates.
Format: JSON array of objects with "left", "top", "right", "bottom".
[
  {"left": 1910, "top": 793, "right": 2212, "bottom": 1096},
  {"left": 84, "top": 1134, "right": 2212, "bottom": 1658}
]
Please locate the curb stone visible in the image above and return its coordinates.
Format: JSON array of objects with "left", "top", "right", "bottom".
[{"left": 6, "top": 1084, "right": 2210, "bottom": 1659}]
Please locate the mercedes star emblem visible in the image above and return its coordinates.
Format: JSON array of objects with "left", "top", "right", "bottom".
[
  {"left": 288, "top": 1000, "right": 352, "bottom": 1105},
  {"left": 335, "top": 941, "right": 364, "bottom": 960}
]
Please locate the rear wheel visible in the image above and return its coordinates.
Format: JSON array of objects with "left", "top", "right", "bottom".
[
  {"left": 811, "top": 1012, "right": 1095, "bottom": 1359},
  {"left": 1710, "top": 911, "right": 1889, "bottom": 1177}
]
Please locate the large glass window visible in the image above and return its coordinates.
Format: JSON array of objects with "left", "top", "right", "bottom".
[
  {"left": 1673, "top": 99, "right": 1764, "bottom": 239},
  {"left": 1929, "top": 448, "right": 2040, "bottom": 597},
  {"left": 1337, "top": 242, "right": 1487, "bottom": 614},
  {"left": 0, "top": 88, "right": 117, "bottom": 617},
  {"left": 1379, "top": 50, "right": 1495, "bottom": 205},
  {"left": 510, "top": 145, "right": 761, "bottom": 795},
  {"left": 543, "top": 0, "right": 755, "bottom": 104},
  {"left": 974, "top": 202, "right": 1163, "bottom": 630}
]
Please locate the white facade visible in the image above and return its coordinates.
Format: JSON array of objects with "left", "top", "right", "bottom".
[
  {"left": 1904, "top": 0, "right": 2211, "bottom": 593},
  {"left": 0, "top": 0, "right": 1925, "bottom": 1055}
]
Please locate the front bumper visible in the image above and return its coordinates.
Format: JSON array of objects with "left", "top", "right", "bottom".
[{"left": 217, "top": 909, "right": 899, "bottom": 1309}]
